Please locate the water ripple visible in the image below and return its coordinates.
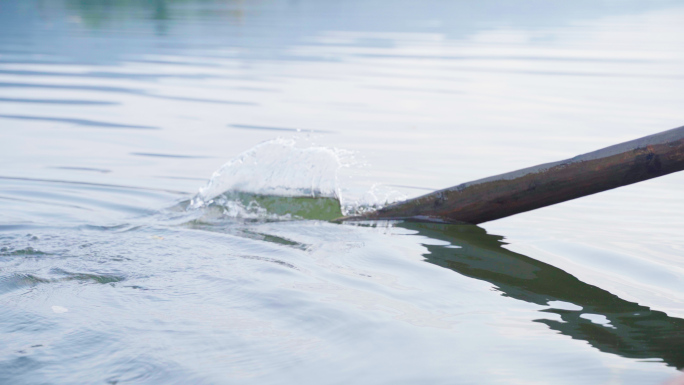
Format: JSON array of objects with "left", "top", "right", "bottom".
[{"left": 0, "top": 114, "right": 159, "bottom": 130}]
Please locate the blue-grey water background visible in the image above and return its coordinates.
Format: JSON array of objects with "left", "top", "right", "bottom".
[{"left": 1, "top": 1, "right": 684, "bottom": 384}]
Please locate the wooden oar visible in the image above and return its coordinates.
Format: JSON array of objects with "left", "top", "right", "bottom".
[{"left": 339, "top": 125, "right": 684, "bottom": 224}]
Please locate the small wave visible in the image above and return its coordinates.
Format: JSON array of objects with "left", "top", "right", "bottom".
[{"left": 0, "top": 247, "right": 50, "bottom": 256}]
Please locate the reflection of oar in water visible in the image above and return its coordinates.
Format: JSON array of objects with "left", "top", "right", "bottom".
[
  {"left": 400, "top": 221, "right": 684, "bottom": 369},
  {"left": 339, "top": 125, "right": 684, "bottom": 224}
]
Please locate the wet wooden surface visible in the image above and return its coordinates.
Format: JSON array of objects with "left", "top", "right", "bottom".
[{"left": 341, "top": 125, "right": 684, "bottom": 224}]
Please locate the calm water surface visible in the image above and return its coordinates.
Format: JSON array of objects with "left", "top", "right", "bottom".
[{"left": 1, "top": 1, "right": 684, "bottom": 384}]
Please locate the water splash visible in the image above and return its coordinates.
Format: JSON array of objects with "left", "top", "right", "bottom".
[
  {"left": 188, "top": 138, "right": 406, "bottom": 219},
  {"left": 191, "top": 138, "right": 342, "bottom": 207}
]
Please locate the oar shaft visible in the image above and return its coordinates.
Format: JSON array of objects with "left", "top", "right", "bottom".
[{"left": 344, "top": 125, "right": 684, "bottom": 224}]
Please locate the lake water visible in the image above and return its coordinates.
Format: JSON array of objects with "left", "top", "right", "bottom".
[{"left": 1, "top": 1, "right": 684, "bottom": 384}]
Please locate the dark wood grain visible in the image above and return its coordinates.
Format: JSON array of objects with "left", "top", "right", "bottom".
[{"left": 340, "top": 125, "right": 684, "bottom": 224}]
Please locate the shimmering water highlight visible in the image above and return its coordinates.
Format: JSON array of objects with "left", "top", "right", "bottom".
[{"left": 1, "top": 0, "right": 684, "bottom": 384}]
